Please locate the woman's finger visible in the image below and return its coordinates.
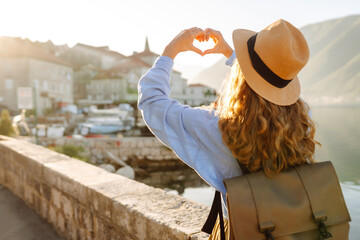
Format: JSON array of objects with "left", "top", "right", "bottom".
[
  {"left": 190, "top": 45, "right": 203, "bottom": 55},
  {"left": 204, "top": 28, "right": 221, "bottom": 38},
  {"left": 190, "top": 28, "right": 204, "bottom": 39},
  {"left": 202, "top": 45, "right": 220, "bottom": 56}
]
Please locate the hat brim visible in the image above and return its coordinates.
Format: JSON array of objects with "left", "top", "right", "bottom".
[{"left": 232, "top": 29, "right": 300, "bottom": 106}]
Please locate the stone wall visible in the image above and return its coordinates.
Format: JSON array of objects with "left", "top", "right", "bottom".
[
  {"left": 35, "top": 137, "right": 178, "bottom": 163},
  {"left": 0, "top": 136, "right": 209, "bottom": 240}
]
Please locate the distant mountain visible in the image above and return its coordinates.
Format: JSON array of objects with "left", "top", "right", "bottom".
[
  {"left": 189, "top": 56, "right": 229, "bottom": 90},
  {"left": 190, "top": 15, "right": 360, "bottom": 105},
  {"left": 299, "top": 15, "right": 360, "bottom": 105}
]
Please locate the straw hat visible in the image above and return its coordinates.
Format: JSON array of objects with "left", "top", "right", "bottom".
[{"left": 232, "top": 19, "right": 309, "bottom": 106}]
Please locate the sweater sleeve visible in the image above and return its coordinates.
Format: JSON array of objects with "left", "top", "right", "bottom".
[{"left": 137, "top": 56, "right": 202, "bottom": 169}]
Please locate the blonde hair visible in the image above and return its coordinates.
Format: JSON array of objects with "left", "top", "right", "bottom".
[{"left": 217, "top": 61, "right": 320, "bottom": 176}]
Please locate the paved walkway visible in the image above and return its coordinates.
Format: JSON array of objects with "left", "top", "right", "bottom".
[{"left": 0, "top": 184, "right": 64, "bottom": 240}]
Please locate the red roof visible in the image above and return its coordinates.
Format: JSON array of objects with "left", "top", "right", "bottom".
[
  {"left": 109, "top": 57, "right": 151, "bottom": 73},
  {"left": 131, "top": 49, "right": 159, "bottom": 58},
  {"left": 75, "top": 43, "right": 126, "bottom": 59},
  {"left": 0, "top": 37, "right": 74, "bottom": 67}
]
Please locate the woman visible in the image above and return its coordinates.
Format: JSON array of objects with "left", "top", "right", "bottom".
[{"left": 138, "top": 19, "right": 319, "bottom": 239}]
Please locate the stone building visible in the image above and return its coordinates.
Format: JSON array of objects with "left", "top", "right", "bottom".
[
  {"left": 0, "top": 37, "right": 74, "bottom": 115},
  {"left": 85, "top": 75, "right": 127, "bottom": 104},
  {"left": 0, "top": 36, "right": 217, "bottom": 114},
  {"left": 107, "top": 57, "right": 150, "bottom": 102},
  {"left": 185, "top": 84, "right": 217, "bottom": 106},
  {"left": 73, "top": 65, "right": 105, "bottom": 106},
  {"left": 61, "top": 37, "right": 215, "bottom": 107},
  {"left": 61, "top": 44, "right": 129, "bottom": 105},
  {"left": 119, "top": 38, "right": 190, "bottom": 104},
  {"left": 60, "top": 43, "right": 127, "bottom": 70}
]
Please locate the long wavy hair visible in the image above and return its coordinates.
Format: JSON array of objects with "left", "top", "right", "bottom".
[{"left": 217, "top": 61, "right": 320, "bottom": 176}]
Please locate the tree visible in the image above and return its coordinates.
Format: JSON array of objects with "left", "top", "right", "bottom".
[{"left": 0, "top": 109, "right": 15, "bottom": 136}]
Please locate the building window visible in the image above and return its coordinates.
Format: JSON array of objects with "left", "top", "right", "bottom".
[
  {"left": 43, "top": 81, "right": 48, "bottom": 91},
  {"left": 5, "top": 79, "right": 13, "bottom": 89},
  {"left": 60, "top": 83, "right": 64, "bottom": 93},
  {"left": 66, "top": 84, "right": 71, "bottom": 95},
  {"left": 51, "top": 83, "right": 56, "bottom": 91},
  {"left": 33, "top": 79, "right": 39, "bottom": 89}
]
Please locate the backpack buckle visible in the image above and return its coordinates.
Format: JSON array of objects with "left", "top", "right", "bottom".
[
  {"left": 259, "top": 222, "right": 275, "bottom": 240},
  {"left": 317, "top": 217, "right": 333, "bottom": 240}
]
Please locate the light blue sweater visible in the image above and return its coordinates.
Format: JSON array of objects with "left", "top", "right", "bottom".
[{"left": 137, "top": 53, "right": 241, "bottom": 214}]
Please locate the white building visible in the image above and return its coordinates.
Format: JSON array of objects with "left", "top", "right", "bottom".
[{"left": 0, "top": 37, "right": 74, "bottom": 115}]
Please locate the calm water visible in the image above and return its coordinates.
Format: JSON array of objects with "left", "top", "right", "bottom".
[{"left": 139, "top": 106, "right": 360, "bottom": 238}]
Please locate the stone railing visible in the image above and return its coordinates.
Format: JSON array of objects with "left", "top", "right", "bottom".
[
  {"left": 35, "top": 137, "right": 178, "bottom": 163},
  {"left": 0, "top": 136, "right": 210, "bottom": 240}
]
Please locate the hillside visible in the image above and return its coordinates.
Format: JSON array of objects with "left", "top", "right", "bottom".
[{"left": 190, "top": 15, "right": 360, "bottom": 105}]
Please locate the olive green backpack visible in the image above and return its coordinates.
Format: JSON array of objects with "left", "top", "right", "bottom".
[{"left": 202, "top": 161, "right": 351, "bottom": 240}]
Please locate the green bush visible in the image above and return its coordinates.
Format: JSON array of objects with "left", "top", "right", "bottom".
[
  {"left": 49, "top": 144, "right": 89, "bottom": 162},
  {"left": 0, "top": 109, "right": 15, "bottom": 137}
]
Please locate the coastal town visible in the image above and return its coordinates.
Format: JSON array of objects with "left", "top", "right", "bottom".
[
  {"left": 0, "top": 36, "right": 217, "bottom": 138},
  {"left": 0, "top": 7, "right": 359, "bottom": 238}
]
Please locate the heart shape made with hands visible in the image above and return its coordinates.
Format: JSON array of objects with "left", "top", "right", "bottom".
[{"left": 193, "top": 38, "right": 216, "bottom": 55}]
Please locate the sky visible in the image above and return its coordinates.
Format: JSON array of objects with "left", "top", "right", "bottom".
[{"left": 0, "top": 0, "right": 359, "bottom": 78}]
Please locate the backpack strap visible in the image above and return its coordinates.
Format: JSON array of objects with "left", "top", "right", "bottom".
[
  {"left": 201, "top": 190, "right": 225, "bottom": 240},
  {"left": 202, "top": 161, "right": 249, "bottom": 239}
]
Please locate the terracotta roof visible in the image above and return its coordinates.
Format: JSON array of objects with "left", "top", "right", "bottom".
[
  {"left": 108, "top": 57, "right": 151, "bottom": 73},
  {"left": 0, "top": 37, "right": 74, "bottom": 68},
  {"left": 131, "top": 49, "right": 159, "bottom": 58},
  {"left": 75, "top": 43, "right": 126, "bottom": 59},
  {"left": 173, "top": 69, "right": 182, "bottom": 74}
]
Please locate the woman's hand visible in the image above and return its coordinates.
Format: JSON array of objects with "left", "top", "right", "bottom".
[
  {"left": 203, "top": 28, "right": 233, "bottom": 58},
  {"left": 162, "top": 27, "right": 204, "bottom": 60}
]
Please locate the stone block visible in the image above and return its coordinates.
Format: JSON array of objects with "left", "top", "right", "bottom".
[
  {"left": 34, "top": 194, "right": 42, "bottom": 215},
  {"left": 18, "top": 183, "right": 25, "bottom": 200},
  {"left": 76, "top": 228, "right": 87, "bottom": 240},
  {"left": 111, "top": 201, "right": 134, "bottom": 235},
  {"left": 18, "top": 166, "right": 27, "bottom": 182},
  {"left": 113, "top": 187, "right": 210, "bottom": 238},
  {"left": 75, "top": 203, "right": 93, "bottom": 232},
  {"left": 32, "top": 177, "right": 41, "bottom": 195},
  {"left": 129, "top": 140, "right": 137, "bottom": 148},
  {"left": 52, "top": 188, "right": 62, "bottom": 209},
  {"left": 64, "top": 217, "right": 77, "bottom": 240},
  {"left": 106, "top": 226, "right": 125, "bottom": 240},
  {"left": 40, "top": 197, "right": 49, "bottom": 219},
  {"left": 93, "top": 215, "right": 125, "bottom": 240},
  {"left": 137, "top": 140, "right": 144, "bottom": 148},
  {"left": 61, "top": 194, "right": 73, "bottom": 219},
  {"left": 141, "top": 147, "right": 150, "bottom": 156},
  {"left": 43, "top": 158, "right": 121, "bottom": 204},
  {"left": 48, "top": 205, "right": 57, "bottom": 226},
  {"left": 24, "top": 186, "right": 35, "bottom": 207},
  {"left": 87, "top": 189, "right": 113, "bottom": 219},
  {"left": 0, "top": 166, "right": 5, "bottom": 185},
  {"left": 121, "top": 140, "right": 129, "bottom": 148},
  {"left": 150, "top": 148, "right": 160, "bottom": 157},
  {"left": 41, "top": 182, "right": 52, "bottom": 201},
  {"left": 144, "top": 139, "right": 153, "bottom": 147},
  {"left": 57, "top": 212, "right": 66, "bottom": 233},
  {"left": 5, "top": 156, "right": 21, "bottom": 176},
  {"left": 5, "top": 171, "right": 20, "bottom": 196}
]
